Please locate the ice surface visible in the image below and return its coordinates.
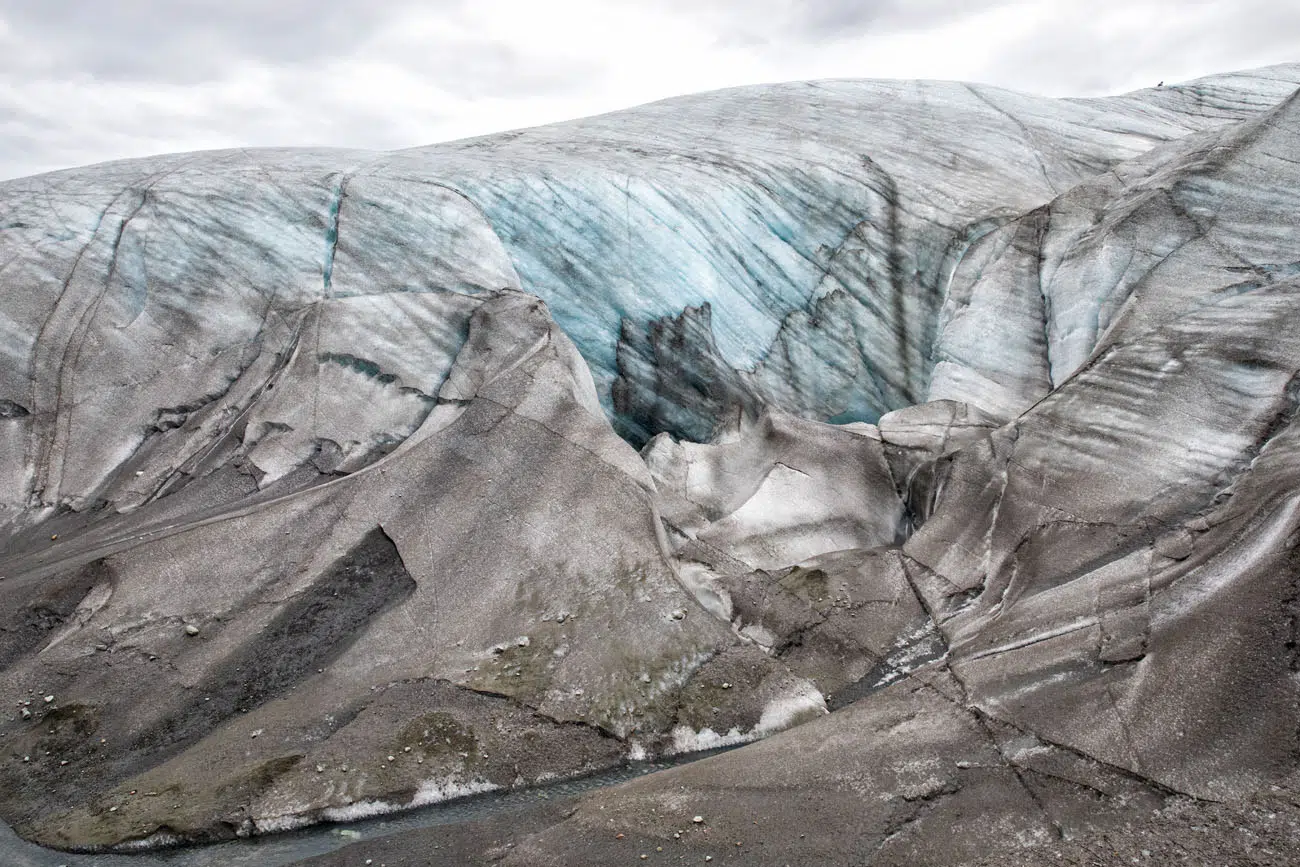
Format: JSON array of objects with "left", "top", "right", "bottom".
[{"left": 4, "top": 64, "right": 1300, "bottom": 856}]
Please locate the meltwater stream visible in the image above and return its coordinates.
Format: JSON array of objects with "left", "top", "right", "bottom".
[
  {"left": 0, "top": 626, "right": 949, "bottom": 867},
  {"left": 0, "top": 751, "right": 725, "bottom": 867}
]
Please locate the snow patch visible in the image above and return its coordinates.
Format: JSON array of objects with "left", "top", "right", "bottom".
[
  {"left": 320, "top": 800, "right": 394, "bottom": 823},
  {"left": 118, "top": 831, "right": 186, "bottom": 851},
  {"left": 315, "top": 776, "right": 501, "bottom": 825},
  {"left": 252, "top": 812, "right": 313, "bottom": 834},
  {"left": 754, "top": 681, "right": 828, "bottom": 735},
  {"left": 670, "top": 680, "right": 827, "bottom": 755},
  {"left": 671, "top": 724, "right": 752, "bottom": 753},
  {"left": 410, "top": 776, "right": 499, "bottom": 808}
]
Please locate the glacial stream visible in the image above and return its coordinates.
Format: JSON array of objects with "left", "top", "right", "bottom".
[
  {"left": 0, "top": 751, "right": 722, "bottom": 867},
  {"left": 0, "top": 615, "right": 947, "bottom": 867}
]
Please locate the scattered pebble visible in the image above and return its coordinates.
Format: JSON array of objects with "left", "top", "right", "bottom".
[
  {"left": 693, "top": 815, "right": 704, "bottom": 824},
  {"left": 670, "top": 609, "right": 686, "bottom": 621},
  {"left": 640, "top": 673, "right": 651, "bottom": 683},
  {"left": 516, "top": 635, "right": 530, "bottom": 647},
  {"left": 184, "top": 624, "right": 200, "bottom": 636},
  {"left": 721, "top": 682, "right": 732, "bottom": 689},
  {"left": 42, "top": 695, "right": 54, "bottom": 703},
  {"left": 20, "top": 708, "right": 30, "bottom": 720},
  {"left": 250, "top": 729, "right": 262, "bottom": 739}
]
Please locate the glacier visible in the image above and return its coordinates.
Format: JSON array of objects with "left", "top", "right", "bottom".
[{"left": 0, "top": 63, "right": 1299, "bottom": 865}]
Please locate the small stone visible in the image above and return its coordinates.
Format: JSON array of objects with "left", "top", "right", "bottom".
[
  {"left": 616, "top": 833, "right": 625, "bottom": 839},
  {"left": 42, "top": 695, "right": 54, "bottom": 703},
  {"left": 250, "top": 729, "right": 262, "bottom": 738},
  {"left": 20, "top": 708, "right": 30, "bottom": 720},
  {"left": 670, "top": 609, "right": 686, "bottom": 621},
  {"left": 315, "top": 764, "right": 325, "bottom": 773},
  {"left": 640, "top": 856, "right": 648, "bottom": 860},
  {"left": 21, "top": 756, "right": 29, "bottom": 763},
  {"left": 108, "top": 806, "right": 117, "bottom": 812},
  {"left": 403, "top": 746, "right": 411, "bottom": 752},
  {"left": 640, "top": 673, "right": 651, "bottom": 683},
  {"left": 60, "top": 760, "right": 68, "bottom": 766},
  {"left": 705, "top": 858, "right": 712, "bottom": 863},
  {"left": 387, "top": 755, "right": 395, "bottom": 762},
  {"left": 720, "top": 682, "right": 731, "bottom": 689},
  {"left": 693, "top": 815, "right": 704, "bottom": 824},
  {"left": 516, "top": 635, "right": 530, "bottom": 647},
  {"left": 184, "top": 624, "right": 200, "bottom": 636},
  {"left": 956, "top": 760, "right": 973, "bottom": 769},
  {"left": 50, "top": 534, "right": 58, "bottom": 541}
]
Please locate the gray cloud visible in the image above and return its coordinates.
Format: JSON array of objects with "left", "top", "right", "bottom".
[
  {"left": 979, "top": 0, "right": 1300, "bottom": 95},
  {"left": 660, "top": 0, "right": 996, "bottom": 47},
  {"left": 0, "top": 0, "right": 438, "bottom": 83},
  {"left": 0, "top": 0, "right": 1295, "bottom": 181}
]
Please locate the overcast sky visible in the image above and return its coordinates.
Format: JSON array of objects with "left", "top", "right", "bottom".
[{"left": 0, "top": 0, "right": 1296, "bottom": 180}]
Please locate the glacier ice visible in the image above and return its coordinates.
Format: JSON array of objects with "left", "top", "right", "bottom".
[{"left": 2, "top": 63, "right": 1300, "bottom": 862}]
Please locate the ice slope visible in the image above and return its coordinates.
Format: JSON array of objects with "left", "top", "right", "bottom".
[
  {"left": 4, "top": 66, "right": 1300, "bottom": 545},
  {"left": 488, "top": 76, "right": 1300, "bottom": 867},
  {"left": 2, "top": 64, "right": 1300, "bottom": 857}
]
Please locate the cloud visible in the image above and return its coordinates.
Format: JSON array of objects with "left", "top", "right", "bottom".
[
  {"left": 0, "top": 0, "right": 1294, "bottom": 180},
  {"left": 0, "top": 0, "right": 434, "bottom": 83},
  {"left": 976, "top": 1, "right": 1300, "bottom": 95},
  {"left": 661, "top": 0, "right": 1000, "bottom": 46}
]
